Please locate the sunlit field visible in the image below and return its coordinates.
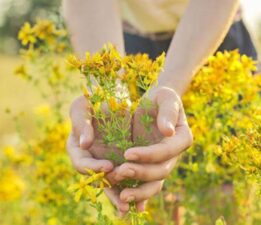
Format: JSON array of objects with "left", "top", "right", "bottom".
[
  {"left": 1, "top": 0, "right": 261, "bottom": 221},
  {"left": 0, "top": 18, "right": 260, "bottom": 225}
]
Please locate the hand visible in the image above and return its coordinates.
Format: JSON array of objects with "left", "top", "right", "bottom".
[
  {"left": 107, "top": 87, "right": 193, "bottom": 213},
  {"left": 67, "top": 96, "right": 129, "bottom": 213}
]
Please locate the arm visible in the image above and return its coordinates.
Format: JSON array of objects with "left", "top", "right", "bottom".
[
  {"left": 112, "top": 0, "right": 240, "bottom": 209},
  {"left": 157, "top": 0, "right": 240, "bottom": 96},
  {"left": 63, "top": 0, "right": 129, "bottom": 213},
  {"left": 62, "top": 0, "right": 124, "bottom": 56}
]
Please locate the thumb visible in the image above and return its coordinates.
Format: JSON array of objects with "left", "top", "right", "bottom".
[
  {"left": 156, "top": 90, "right": 180, "bottom": 137},
  {"left": 70, "top": 96, "right": 94, "bottom": 149}
]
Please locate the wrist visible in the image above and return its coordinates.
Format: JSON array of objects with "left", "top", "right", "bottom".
[{"left": 156, "top": 67, "right": 194, "bottom": 97}]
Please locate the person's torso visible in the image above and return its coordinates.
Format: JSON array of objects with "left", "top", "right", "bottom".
[{"left": 118, "top": 0, "right": 189, "bottom": 33}]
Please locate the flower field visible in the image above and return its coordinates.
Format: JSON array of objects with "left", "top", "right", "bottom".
[{"left": 0, "top": 20, "right": 260, "bottom": 225}]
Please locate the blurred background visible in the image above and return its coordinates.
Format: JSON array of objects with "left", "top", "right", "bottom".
[
  {"left": 0, "top": 0, "right": 260, "bottom": 146},
  {"left": 0, "top": 1, "right": 260, "bottom": 224}
]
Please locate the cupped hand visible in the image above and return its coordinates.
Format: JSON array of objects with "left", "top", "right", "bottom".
[
  {"left": 67, "top": 96, "right": 129, "bottom": 213},
  {"left": 107, "top": 87, "right": 193, "bottom": 213}
]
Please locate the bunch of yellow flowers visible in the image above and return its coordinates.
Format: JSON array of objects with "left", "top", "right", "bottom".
[
  {"left": 18, "top": 19, "right": 67, "bottom": 54},
  {"left": 67, "top": 44, "right": 165, "bottom": 166}
]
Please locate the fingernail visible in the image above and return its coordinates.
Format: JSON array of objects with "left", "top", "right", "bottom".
[
  {"left": 125, "top": 154, "right": 139, "bottom": 161},
  {"left": 125, "top": 196, "right": 135, "bottom": 202},
  {"left": 166, "top": 121, "right": 174, "bottom": 132},
  {"left": 80, "top": 134, "right": 85, "bottom": 146}
]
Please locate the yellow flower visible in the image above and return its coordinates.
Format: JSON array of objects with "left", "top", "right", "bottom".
[
  {"left": 71, "top": 180, "right": 97, "bottom": 203},
  {"left": 53, "top": 28, "right": 67, "bottom": 37},
  {"left": 155, "top": 52, "right": 165, "bottom": 68},
  {"left": 108, "top": 96, "right": 119, "bottom": 112},
  {"left": 94, "top": 86, "right": 105, "bottom": 99},
  {"left": 93, "top": 102, "right": 101, "bottom": 113},
  {"left": 0, "top": 169, "right": 25, "bottom": 201},
  {"left": 34, "top": 104, "right": 51, "bottom": 117},
  {"left": 3, "top": 145, "right": 32, "bottom": 165},
  {"left": 85, "top": 169, "right": 111, "bottom": 189},
  {"left": 3, "top": 146, "right": 16, "bottom": 161},
  {"left": 82, "top": 86, "right": 90, "bottom": 98},
  {"left": 14, "top": 64, "right": 30, "bottom": 80},
  {"left": 68, "top": 169, "right": 111, "bottom": 203},
  {"left": 92, "top": 52, "right": 103, "bottom": 66},
  {"left": 20, "top": 45, "right": 38, "bottom": 60},
  {"left": 128, "top": 81, "right": 139, "bottom": 101},
  {"left": 119, "top": 99, "right": 130, "bottom": 112},
  {"left": 130, "top": 100, "right": 140, "bottom": 113},
  {"left": 241, "top": 54, "right": 257, "bottom": 71},
  {"left": 48, "top": 64, "right": 65, "bottom": 85},
  {"left": 47, "top": 217, "right": 57, "bottom": 225},
  {"left": 33, "top": 19, "right": 55, "bottom": 43},
  {"left": 67, "top": 55, "right": 82, "bottom": 69},
  {"left": 36, "top": 188, "right": 64, "bottom": 204},
  {"left": 55, "top": 42, "right": 67, "bottom": 53},
  {"left": 18, "top": 22, "right": 36, "bottom": 46}
]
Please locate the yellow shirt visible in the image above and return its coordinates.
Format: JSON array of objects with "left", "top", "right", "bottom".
[{"left": 119, "top": 0, "right": 189, "bottom": 33}]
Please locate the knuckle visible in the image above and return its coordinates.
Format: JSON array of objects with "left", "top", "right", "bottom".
[
  {"left": 121, "top": 162, "right": 132, "bottom": 170},
  {"left": 123, "top": 163, "right": 144, "bottom": 178},
  {"left": 120, "top": 163, "right": 134, "bottom": 173}
]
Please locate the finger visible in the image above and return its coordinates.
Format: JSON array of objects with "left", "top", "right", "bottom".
[
  {"left": 136, "top": 200, "right": 147, "bottom": 212},
  {"left": 120, "top": 180, "right": 164, "bottom": 203},
  {"left": 104, "top": 187, "right": 129, "bottom": 213},
  {"left": 67, "top": 133, "right": 113, "bottom": 173},
  {"left": 107, "top": 158, "right": 177, "bottom": 184},
  {"left": 124, "top": 125, "right": 193, "bottom": 163},
  {"left": 156, "top": 87, "right": 180, "bottom": 137},
  {"left": 70, "top": 96, "right": 94, "bottom": 149},
  {"left": 157, "top": 99, "right": 179, "bottom": 137}
]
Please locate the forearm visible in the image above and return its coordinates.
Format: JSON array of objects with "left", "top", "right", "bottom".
[
  {"left": 62, "top": 0, "right": 124, "bottom": 56},
  {"left": 158, "top": 0, "right": 239, "bottom": 96}
]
